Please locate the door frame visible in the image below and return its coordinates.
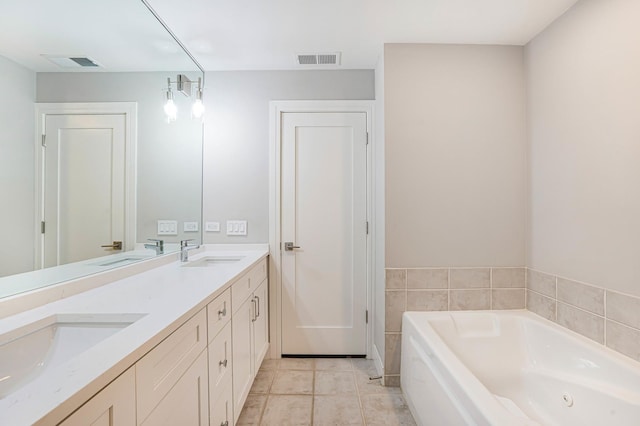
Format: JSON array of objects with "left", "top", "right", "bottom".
[
  {"left": 34, "top": 102, "right": 138, "bottom": 269},
  {"left": 268, "top": 100, "right": 375, "bottom": 359}
]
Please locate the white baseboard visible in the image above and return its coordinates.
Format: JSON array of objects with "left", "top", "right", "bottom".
[{"left": 372, "top": 343, "right": 384, "bottom": 378}]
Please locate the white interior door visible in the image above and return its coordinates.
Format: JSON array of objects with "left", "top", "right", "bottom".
[
  {"left": 43, "top": 114, "right": 127, "bottom": 267},
  {"left": 281, "top": 112, "right": 367, "bottom": 355}
]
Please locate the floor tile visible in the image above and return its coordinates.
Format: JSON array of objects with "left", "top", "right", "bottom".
[
  {"left": 260, "top": 358, "right": 280, "bottom": 371},
  {"left": 249, "top": 369, "right": 275, "bottom": 394},
  {"left": 360, "top": 394, "right": 416, "bottom": 426},
  {"left": 313, "top": 395, "right": 364, "bottom": 425},
  {"left": 237, "top": 394, "right": 267, "bottom": 425},
  {"left": 261, "top": 395, "right": 313, "bottom": 426},
  {"left": 315, "top": 358, "right": 353, "bottom": 371},
  {"left": 314, "top": 371, "right": 357, "bottom": 395},
  {"left": 271, "top": 370, "right": 314, "bottom": 394},
  {"left": 279, "top": 358, "right": 315, "bottom": 370}
]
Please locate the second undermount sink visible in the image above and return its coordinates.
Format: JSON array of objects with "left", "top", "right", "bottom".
[
  {"left": 182, "top": 255, "right": 246, "bottom": 268},
  {"left": 0, "top": 313, "right": 145, "bottom": 399}
]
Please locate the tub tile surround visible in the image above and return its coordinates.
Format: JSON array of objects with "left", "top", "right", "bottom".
[
  {"left": 526, "top": 269, "right": 640, "bottom": 363},
  {"left": 386, "top": 266, "right": 640, "bottom": 386},
  {"left": 384, "top": 267, "right": 526, "bottom": 385}
]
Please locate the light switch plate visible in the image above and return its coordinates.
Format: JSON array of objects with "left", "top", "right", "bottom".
[
  {"left": 183, "top": 222, "right": 199, "bottom": 232},
  {"left": 226, "top": 220, "right": 247, "bottom": 236},
  {"left": 157, "top": 220, "right": 178, "bottom": 235},
  {"left": 205, "top": 221, "right": 220, "bottom": 232}
]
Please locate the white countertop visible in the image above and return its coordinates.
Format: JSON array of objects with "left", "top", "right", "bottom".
[{"left": 0, "top": 244, "right": 269, "bottom": 425}]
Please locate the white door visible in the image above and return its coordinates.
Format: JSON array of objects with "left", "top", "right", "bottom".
[
  {"left": 43, "top": 114, "right": 127, "bottom": 267},
  {"left": 281, "top": 112, "right": 368, "bottom": 355}
]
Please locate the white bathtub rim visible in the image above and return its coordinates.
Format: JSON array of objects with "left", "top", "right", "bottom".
[
  {"left": 401, "top": 309, "right": 640, "bottom": 426},
  {"left": 402, "top": 310, "right": 540, "bottom": 425}
]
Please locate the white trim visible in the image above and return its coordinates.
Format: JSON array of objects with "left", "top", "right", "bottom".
[
  {"left": 372, "top": 342, "right": 385, "bottom": 378},
  {"left": 34, "top": 102, "right": 138, "bottom": 269},
  {"left": 268, "top": 100, "right": 375, "bottom": 359}
]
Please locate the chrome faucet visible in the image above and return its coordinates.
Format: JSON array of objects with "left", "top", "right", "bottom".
[
  {"left": 180, "top": 239, "right": 200, "bottom": 262},
  {"left": 144, "top": 239, "right": 164, "bottom": 255}
]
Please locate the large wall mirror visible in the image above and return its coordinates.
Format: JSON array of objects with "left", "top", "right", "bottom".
[{"left": 0, "top": 0, "right": 203, "bottom": 297}]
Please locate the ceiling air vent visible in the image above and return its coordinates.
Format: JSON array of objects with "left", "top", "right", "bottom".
[
  {"left": 296, "top": 52, "right": 341, "bottom": 66},
  {"left": 42, "top": 55, "right": 103, "bottom": 68}
]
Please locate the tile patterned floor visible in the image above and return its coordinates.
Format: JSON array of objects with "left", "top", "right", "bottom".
[{"left": 237, "top": 358, "right": 417, "bottom": 426}]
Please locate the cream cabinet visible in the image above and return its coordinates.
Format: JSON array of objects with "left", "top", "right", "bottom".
[
  {"left": 57, "top": 256, "right": 269, "bottom": 426},
  {"left": 231, "top": 258, "right": 269, "bottom": 423},
  {"left": 59, "top": 368, "right": 136, "bottom": 426}
]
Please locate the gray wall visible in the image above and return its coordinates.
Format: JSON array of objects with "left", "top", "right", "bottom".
[
  {"left": 0, "top": 56, "right": 35, "bottom": 276},
  {"left": 526, "top": 0, "right": 640, "bottom": 297},
  {"left": 384, "top": 44, "right": 527, "bottom": 268},
  {"left": 36, "top": 72, "right": 203, "bottom": 244},
  {"left": 201, "top": 70, "right": 375, "bottom": 243}
]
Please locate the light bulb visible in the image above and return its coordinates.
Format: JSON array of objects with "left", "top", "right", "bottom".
[
  {"left": 164, "top": 98, "right": 177, "bottom": 123},
  {"left": 191, "top": 98, "right": 205, "bottom": 119}
]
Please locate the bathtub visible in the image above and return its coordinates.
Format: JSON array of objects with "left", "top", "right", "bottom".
[{"left": 401, "top": 310, "right": 640, "bottom": 426}]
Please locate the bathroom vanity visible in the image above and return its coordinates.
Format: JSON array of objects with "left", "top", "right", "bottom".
[{"left": 0, "top": 245, "right": 269, "bottom": 425}]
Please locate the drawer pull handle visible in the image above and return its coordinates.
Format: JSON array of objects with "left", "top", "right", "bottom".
[
  {"left": 218, "top": 304, "right": 227, "bottom": 318},
  {"left": 255, "top": 295, "right": 260, "bottom": 318},
  {"left": 219, "top": 359, "right": 228, "bottom": 368},
  {"left": 221, "top": 421, "right": 229, "bottom": 426},
  {"left": 251, "top": 298, "right": 257, "bottom": 322}
]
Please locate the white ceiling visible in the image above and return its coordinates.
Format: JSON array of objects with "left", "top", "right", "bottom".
[
  {"left": 148, "top": 0, "right": 581, "bottom": 70},
  {"left": 0, "top": 0, "right": 580, "bottom": 72}
]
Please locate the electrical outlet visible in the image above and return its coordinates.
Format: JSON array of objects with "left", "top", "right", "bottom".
[
  {"left": 184, "top": 222, "right": 199, "bottom": 232},
  {"left": 205, "top": 221, "right": 220, "bottom": 232}
]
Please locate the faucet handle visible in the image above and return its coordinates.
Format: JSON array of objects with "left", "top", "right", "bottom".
[
  {"left": 147, "top": 238, "right": 163, "bottom": 245},
  {"left": 180, "top": 239, "right": 195, "bottom": 248}
]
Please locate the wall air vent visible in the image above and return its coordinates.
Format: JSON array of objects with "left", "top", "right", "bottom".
[
  {"left": 296, "top": 52, "right": 341, "bottom": 66},
  {"left": 42, "top": 55, "right": 103, "bottom": 68}
]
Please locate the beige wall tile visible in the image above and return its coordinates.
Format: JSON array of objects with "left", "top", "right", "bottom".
[
  {"left": 557, "top": 278, "right": 604, "bottom": 315},
  {"left": 527, "top": 290, "right": 556, "bottom": 321},
  {"left": 492, "top": 289, "right": 525, "bottom": 309},
  {"left": 385, "top": 291, "right": 406, "bottom": 332},
  {"left": 606, "top": 291, "right": 640, "bottom": 330},
  {"left": 407, "top": 269, "right": 448, "bottom": 289},
  {"left": 527, "top": 270, "right": 556, "bottom": 297},
  {"left": 384, "top": 334, "right": 402, "bottom": 375},
  {"left": 492, "top": 268, "right": 525, "bottom": 288},
  {"left": 450, "top": 289, "right": 490, "bottom": 310},
  {"left": 606, "top": 321, "right": 640, "bottom": 362},
  {"left": 386, "top": 269, "right": 406, "bottom": 289},
  {"left": 384, "top": 375, "right": 401, "bottom": 387},
  {"left": 450, "top": 268, "right": 490, "bottom": 289},
  {"left": 406, "top": 290, "right": 448, "bottom": 311},
  {"left": 557, "top": 302, "right": 604, "bottom": 344}
]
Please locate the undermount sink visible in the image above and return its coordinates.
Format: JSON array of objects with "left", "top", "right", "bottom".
[
  {"left": 182, "top": 256, "right": 246, "bottom": 268},
  {"left": 0, "top": 313, "right": 145, "bottom": 399}
]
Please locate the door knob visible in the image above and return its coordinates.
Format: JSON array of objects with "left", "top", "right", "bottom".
[
  {"left": 284, "top": 242, "right": 300, "bottom": 251},
  {"left": 101, "top": 241, "right": 123, "bottom": 250}
]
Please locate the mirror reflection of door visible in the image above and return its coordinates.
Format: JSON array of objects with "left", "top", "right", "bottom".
[{"left": 42, "top": 113, "right": 127, "bottom": 267}]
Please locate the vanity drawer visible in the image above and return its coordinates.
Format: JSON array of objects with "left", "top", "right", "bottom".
[
  {"left": 207, "top": 288, "right": 231, "bottom": 342},
  {"left": 231, "top": 258, "right": 267, "bottom": 313},
  {"left": 210, "top": 374, "right": 233, "bottom": 426},
  {"left": 136, "top": 309, "right": 207, "bottom": 423},
  {"left": 208, "top": 321, "right": 232, "bottom": 402}
]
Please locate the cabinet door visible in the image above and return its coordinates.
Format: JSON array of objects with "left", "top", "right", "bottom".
[
  {"left": 210, "top": 375, "right": 233, "bottom": 426},
  {"left": 232, "top": 296, "right": 254, "bottom": 424},
  {"left": 140, "top": 349, "right": 209, "bottom": 426},
  {"left": 59, "top": 368, "right": 135, "bottom": 426},
  {"left": 253, "top": 279, "right": 269, "bottom": 369}
]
